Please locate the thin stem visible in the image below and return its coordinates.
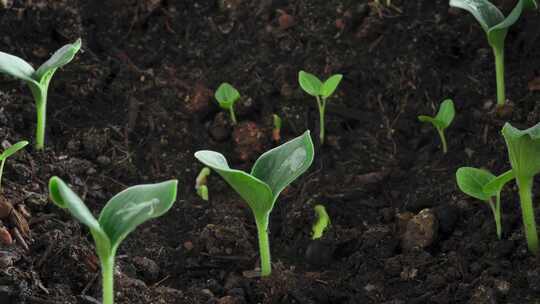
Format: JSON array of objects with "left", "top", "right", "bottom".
[
  {"left": 437, "top": 128, "right": 447, "bottom": 154},
  {"left": 493, "top": 47, "right": 506, "bottom": 107},
  {"left": 101, "top": 255, "right": 115, "bottom": 304},
  {"left": 255, "top": 215, "right": 271, "bottom": 276},
  {"left": 316, "top": 96, "right": 326, "bottom": 145},
  {"left": 489, "top": 196, "right": 502, "bottom": 240},
  {"left": 229, "top": 107, "right": 237, "bottom": 125},
  {"left": 31, "top": 87, "right": 48, "bottom": 151},
  {"left": 0, "top": 159, "right": 5, "bottom": 192},
  {"left": 517, "top": 177, "right": 539, "bottom": 254}
]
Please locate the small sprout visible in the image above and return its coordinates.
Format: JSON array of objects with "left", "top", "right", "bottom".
[
  {"left": 195, "top": 131, "right": 314, "bottom": 276},
  {"left": 0, "top": 141, "right": 29, "bottom": 192},
  {"left": 272, "top": 114, "right": 282, "bottom": 142},
  {"left": 312, "top": 204, "right": 330, "bottom": 240},
  {"left": 215, "top": 82, "right": 240, "bottom": 125},
  {"left": 502, "top": 122, "right": 540, "bottom": 254},
  {"left": 298, "top": 71, "right": 343, "bottom": 145},
  {"left": 0, "top": 39, "right": 82, "bottom": 150},
  {"left": 449, "top": 0, "right": 538, "bottom": 107},
  {"left": 195, "top": 167, "right": 211, "bottom": 201},
  {"left": 49, "top": 177, "right": 178, "bottom": 304},
  {"left": 456, "top": 167, "right": 514, "bottom": 239},
  {"left": 418, "top": 99, "right": 455, "bottom": 154}
]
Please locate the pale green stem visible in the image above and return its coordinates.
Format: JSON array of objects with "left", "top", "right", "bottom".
[
  {"left": 229, "top": 107, "right": 237, "bottom": 125},
  {"left": 436, "top": 128, "right": 447, "bottom": 154},
  {"left": 316, "top": 96, "right": 326, "bottom": 145},
  {"left": 0, "top": 159, "right": 5, "bottom": 192},
  {"left": 489, "top": 196, "right": 502, "bottom": 240},
  {"left": 255, "top": 214, "right": 271, "bottom": 276},
  {"left": 516, "top": 177, "right": 539, "bottom": 254},
  {"left": 493, "top": 47, "right": 506, "bottom": 107},
  {"left": 30, "top": 86, "right": 48, "bottom": 150},
  {"left": 101, "top": 255, "right": 115, "bottom": 304}
]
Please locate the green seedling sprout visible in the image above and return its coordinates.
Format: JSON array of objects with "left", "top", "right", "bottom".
[
  {"left": 272, "top": 114, "right": 282, "bottom": 142},
  {"left": 195, "top": 131, "right": 314, "bottom": 276},
  {"left": 195, "top": 167, "right": 211, "bottom": 201},
  {"left": 298, "top": 71, "right": 343, "bottom": 145},
  {"left": 456, "top": 167, "right": 514, "bottom": 239},
  {"left": 418, "top": 99, "right": 455, "bottom": 154},
  {"left": 0, "top": 39, "right": 82, "bottom": 150},
  {"left": 312, "top": 204, "right": 330, "bottom": 240},
  {"left": 449, "top": 0, "right": 537, "bottom": 107},
  {"left": 215, "top": 82, "right": 240, "bottom": 125},
  {"left": 48, "top": 177, "right": 178, "bottom": 304},
  {"left": 0, "top": 140, "right": 29, "bottom": 192},
  {"left": 502, "top": 122, "right": 540, "bottom": 254}
]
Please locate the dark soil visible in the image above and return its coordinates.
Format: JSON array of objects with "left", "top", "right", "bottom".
[{"left": 1, "top": 0, "right": 540, "bottom": 303}]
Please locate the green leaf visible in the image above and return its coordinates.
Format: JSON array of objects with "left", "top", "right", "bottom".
[
  {"left": 298, "top": 71, "right": 322, "bottom": 97},
  {"left": 0, "top": 140, "right": 29, "bottom": 160},
  {"left": 34, "top": 38, "right": 82, "bottom": 82},
  {"left": 483, "top": 169, "right": 515, "bottom": 194},
  {"left": 98, "top": 180, "right": 178, "bottom": 248},
  {"left": 456, "top": 167, "right": 495, "bottom": 201},
  {"left": 502, "top": 122, "right": 540, "bottom": 179},
  {"left": 0, "top": 51, "right": 38, "bottom": 85},
  {"left": 434, "top": 99, "right": 455, "bottom": 129},
  {"left": 312, "top": 204, "right": 330, "bottom": 240},
  {"left": 320, "top": 74, "right": 343, "bottom": 98},
  {"left": 251, "top": 130, "right": 314, "bottom": 198},
  {"left": 449, "top": 0, "right": 505, "bottom": 32},
  {"left": 214, "top": 82, "right": 240, "bottom": 110}
]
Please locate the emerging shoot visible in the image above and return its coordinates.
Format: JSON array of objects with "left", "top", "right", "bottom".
[
  {"left": 418, "top": 99, "right": 455, "bottom": 154},
  {"left": 0, "top": 39, "right": 82, "bottom": 150},
  {"left": 0, "top": 141, "right": 29, "bottom": 192},
  {"left": 449, "top": 0, "right": 538, "bottom": 106},
  {"left": 195, "top": 131, "right": 314, "bottom": 276},
  {"left": 456, "top": 167, "right": 514, "bottom": 239},
  {"left": 312, "top": 204, "right": 330, "bottom": 240},
  {"left": 502, "top": 122, "right": 540, "bottom": 254},
  {"left": 272, "top": 114, "right": 282, "bottom": 142},
  {"left": 298, "top": 71, "right": 343, "bottom": 144},
  {"left": 215, "top": 82, "right": 240, "bottom": 125},
  {"left": 195, "top": 167, "right": 211, "bottom": 201},
  {"left": 49, "top": 177, "right": 178, "bottom": 304}
]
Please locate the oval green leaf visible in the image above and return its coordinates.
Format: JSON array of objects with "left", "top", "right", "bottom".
[
  {"left": 435, "top": 99, "right": 455, "bottom": 129},
  {"left": 34, "top": 38, "right": 82, "bottom": 82},
  {"left": 298, "top": 71, "right": 322, "bottom": 97},
  {"left": 215, "top": 82, "right": 240, "bottom": 109},
  {"left": 0, "top": 51, "right": 37, "bottom": 84},
  {"left": 321, "top": 74, "right": 343, "bottom": 98},
  {"left": 483, "top": 169, "right": 514, "bottom": 195},
  {"left": 456, "top": 167, "right": 495, "bottom": 201},
  {"left": 0, "top": 140, "right": 29, "bottom": 160}
]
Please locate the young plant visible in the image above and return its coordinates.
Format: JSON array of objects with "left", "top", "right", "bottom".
[
  {"left": 194, "top": 131, "right": 314, "bottom": 276},
  {"left": 456, "top": 167, "right": 514, "bottom": 239},
  {"left": 0, "top": 141, "right": 29, "bottom": 192},
  {"left": 195, "top": 167, "right": 211, "bottom": 201},
  {"left": 312, "top": 204, "right": 330, "bottom": 240},
  {"left": 0, "top": 39, "right": 82, "bottom": 150},
  {"left": 418, "top": 99, "right": 455, "bottom": 154},
  {"left": 272, "top": 114, "right": 282, "bottom": 142},
  {"left": 449, "top": 0, "right": 538, "bottom": 107},
  {"left": 502, "top": 122, "right": 540, "bottom": 254},
  {"left": 49, "top": 177, "right": 178, "bottom": 304},
  {"left": 215, "top": 82, "right": 240, "bottom": 125},
  {"left": 298, "top": 71, "right": 343, "bottom": 145}
]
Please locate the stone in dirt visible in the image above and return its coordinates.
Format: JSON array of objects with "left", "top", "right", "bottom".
[{"left": 401, "top": 208, "right": 438, "bottom": 252}]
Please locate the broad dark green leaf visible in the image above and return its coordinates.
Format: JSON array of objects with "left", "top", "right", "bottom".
[
  {"left": 251, "top": 130, "right": 314, "bottom": 198},
  {"left": 456, "top": 167, "right": 495, "bottom": 201},
  {"left": 0, "top": 51, "right": 38, "bottom": 84},
  {"left": 98, "top": 180, "right": 178, "bottom": 248},
  {"left": 502, "top": 122, "right": 540, "bottom": 179},
  {"left": 34, "top": 39, "right": 82, "bottom": 82},
  {"left": 298, "top": 71, "right": 322, "bottom": 97},
  {"left": 321, "top": 74, "right": 343, "bottom": 98},
  {"left": 0, "top": 140, "right": 28, "bottom": 160},
  {"left": 214, "top": 82, "right": 240, "bottom": 109}
]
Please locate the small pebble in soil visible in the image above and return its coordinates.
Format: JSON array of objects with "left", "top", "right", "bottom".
[
  {"left": 401, "top": 208, "right": 438, "bottom": 252},
  {"left": 305, "top": 239, "right": 334, "bottom": 266},
  {"left": 209, "top": 112, "right": 232, "bottom": 142},
  {"left": 132, "top": 256, "right": 160, "bottom": 282},
  {"left": 232, "top": 121, "right": 265, "bottom": 161}
]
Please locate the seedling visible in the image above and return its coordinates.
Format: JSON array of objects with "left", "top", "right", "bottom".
[
  {"left": 195, "top": 131, "right": 314, "bottom": 276},
  {"left": 312, "top": 204, "right": 330, "bottom": 240},
  {"left": 215, "top": 82, "right": 240, "bottom": 125},
  {"left": 49, "top": 177, "right": 178, "bottom": 304},
  {"left": 418, "top": 99, "right": 455, "bottom": 154},
  {"left": 195, "top": 167, "right": 211, "bottom": 201},
  {"left": 298, "top": 71, "right": 343, "bottom": 144},
  {"left": 456, "top": 167, "right": 514, "bottom": 239},
  {"left": 0, "top": 141, "right": 29, "bottom": 192},
  {"left": 502, "top": 122, "right": 540, "bottom": 254},
  {"left": 449, "top": 0, "right": 538, "bottom": 106},
  {"left": 272, "top": 114, "right": 282, "bottom": 142},
  {"left": 0, "top": 39, "right": 82, "bottom": 150}
]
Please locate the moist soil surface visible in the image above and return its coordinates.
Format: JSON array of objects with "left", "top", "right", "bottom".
[{"left": 1, "top": 0, "right": 540, "bottom": 303}]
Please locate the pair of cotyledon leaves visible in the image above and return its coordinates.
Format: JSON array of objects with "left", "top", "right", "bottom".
[
  {"left": 298, "top": 71, "right": 343, "bottom": 99},
  {"left": 215, "top": 83, "right": 240, "bottom": 110},
  {"left": 195, "top": 131, "right": 314, "bottom": 220},
  {"left": 418, "top": 99, "right": 455, "bottom": 131},
  {"left": 0, "top": 141, "right": 28, "bottom": 162},
  {"left": 450, "top": 0, "right": 537, "bottom": 49},
  {"left": 49, "top": 177, "right": 178, "bottom": 258}
]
